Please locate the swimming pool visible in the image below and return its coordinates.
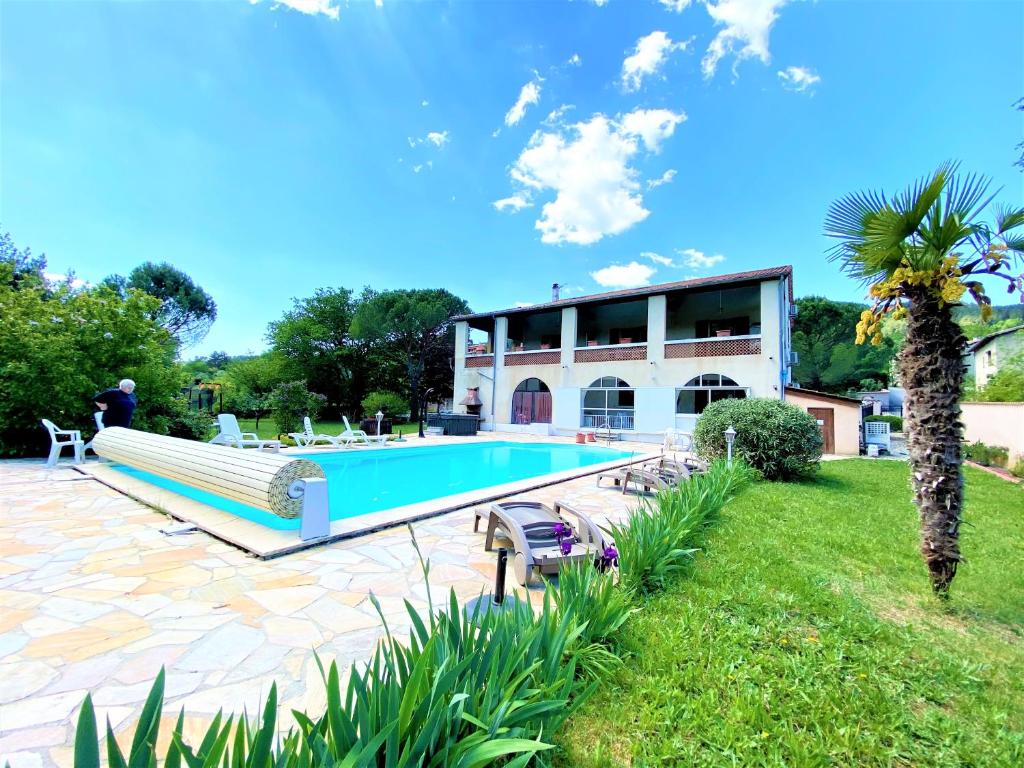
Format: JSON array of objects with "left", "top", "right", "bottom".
[{"left": 111, "top": 441, "right": 635, "bottom": 530}]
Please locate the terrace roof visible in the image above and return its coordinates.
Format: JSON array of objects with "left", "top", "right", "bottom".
[{"left": 454, "top": 265, "right": 793, "bottom": 322}]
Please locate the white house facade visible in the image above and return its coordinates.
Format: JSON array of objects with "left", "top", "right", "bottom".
[{"left": 452, "top": 266, "right": 796, "bottom": 443}]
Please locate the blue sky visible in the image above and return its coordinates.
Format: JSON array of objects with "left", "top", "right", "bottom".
[{"left": 2, "top": 0, "right": 1022, "bottom": 357}]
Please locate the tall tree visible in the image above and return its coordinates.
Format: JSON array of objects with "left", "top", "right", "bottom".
[
  {"left": 791, "top": 296, "right": 897, "bottom": 392},
  {"left": 350, "top": 289, "right": 470, "bottom": 420},
  {"left": 0, "top": 228, "right": 47, "bottom": 291},
  {"left": 825, "top": 163, "right": 1024, "bottom": 595},
  {"left": 105, "top": 262, "right": 217, "bottom": 346}
]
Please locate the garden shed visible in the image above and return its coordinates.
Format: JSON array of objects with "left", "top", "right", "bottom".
[{"left": 785, "top": 386, "right": 862, "bottom": 456}]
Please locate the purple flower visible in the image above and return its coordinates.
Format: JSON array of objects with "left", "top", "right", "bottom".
[
  {"left": 559, "top": 537, "right": 574, "bottom": 556},
  {"left": 597, "top": 545, "right": 619, "bottom": 572},
  {"left": 552, "top": 522, "right": 571, "bottom": 539}
]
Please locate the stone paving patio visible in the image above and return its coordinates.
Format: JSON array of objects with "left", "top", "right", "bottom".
[{"left": 0, "top": 436, "right": 654, "bottom": 767}]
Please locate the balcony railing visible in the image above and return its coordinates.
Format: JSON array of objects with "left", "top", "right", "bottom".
[
  {"left": 664, "top": 335, "right": 761, "bottom": 359},
  {"left": 504, "top": 349, "right": 561, "bottom": 366},
  {"left": 574, "top": 342, "right": 647, "bottom": 364},
  {"left": 465, "top": 355, "right": 494, "bottom": 368}
]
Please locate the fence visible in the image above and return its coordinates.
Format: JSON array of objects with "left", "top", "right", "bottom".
[{"left": 960, "top": 402, "right": 1024, "bottom": 463}]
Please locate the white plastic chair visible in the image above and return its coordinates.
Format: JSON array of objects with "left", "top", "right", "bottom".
[
  {"left": 209, "top": 414, "right": 281, "bottom": 452},
  {"left": 41, "top": 419, "right": 84, "bottom": 467},
  {"left": 289, "top": 416, "right": 339, "bottom": 448},
  {"left": 340, "top": 416, "right": 370, "bottom": 446},
  {"left": 84, "top": 411, "right": 105, "bottom": 453}
]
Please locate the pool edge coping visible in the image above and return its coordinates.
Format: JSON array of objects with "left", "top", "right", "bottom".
[{"left": 74, "top": 440, "right": 663, "bottom": 559}]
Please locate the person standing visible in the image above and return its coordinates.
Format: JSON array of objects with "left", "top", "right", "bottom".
[{"left": 94, "top": 379, "right": 138, "bottom": 428}]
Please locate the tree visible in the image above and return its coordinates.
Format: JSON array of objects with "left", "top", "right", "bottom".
[
  {"left": 350, "top": 289, "right": 470, "bottom": 420},
  {"left": 1, "top": 228, "right": 47, "bottom": 291},
  {"left": 825, "top": 162, "right": 1024, "bottom": 596},
  {"left": 222, "top": 353, "right": 285, "bottom": 428},
  {"left": 0, "top": 280, "right": 182, "bottom": 456},
  {"left": 105, "top": 262, "right": 217, "bottom": 346},
  {"left": 791, "top": 296, "right": 897, "bottom": 393}
]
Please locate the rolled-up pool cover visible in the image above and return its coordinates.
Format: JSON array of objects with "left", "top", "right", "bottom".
[{"left": 92, "top": 427, "right": 326, "bottom": 519}]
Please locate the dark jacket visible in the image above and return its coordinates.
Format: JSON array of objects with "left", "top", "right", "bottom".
[{"left": 94, "top": 388, "right": 138, "bottom": 429}]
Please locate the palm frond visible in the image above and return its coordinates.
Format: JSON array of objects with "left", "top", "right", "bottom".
[{"left": 995, "top": 204, "right": 1024, "bottom": 235}]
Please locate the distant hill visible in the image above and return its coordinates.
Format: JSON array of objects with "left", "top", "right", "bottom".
[{"left": 952, "top": 303, "right": 1024, "bottom": 322}]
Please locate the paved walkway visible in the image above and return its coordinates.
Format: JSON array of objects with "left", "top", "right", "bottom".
[{"left": 0, "top": 443, "right": 647, "bottom": 767}]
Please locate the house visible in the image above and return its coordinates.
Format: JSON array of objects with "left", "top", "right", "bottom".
[
  {"left": 963, "top": 324, "right": 1024, "bottom": 389},
  {"left": 451, "top": 266, "right": 796, "bottom": 443},
  {"left": 785, "top": 386, "right": 862, "bottom": 456}
]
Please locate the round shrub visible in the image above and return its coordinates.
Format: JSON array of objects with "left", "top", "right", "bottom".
[
  {"left": 693, "top": 398, "right": 823, "bottom": 480},
  {"left": 361, "top": 390, "right": 408, "bottom": 420}
]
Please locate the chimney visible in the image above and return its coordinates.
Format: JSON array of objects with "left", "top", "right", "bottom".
[{"left": 551, "top": 283, "right": 561, "bottom": 302}]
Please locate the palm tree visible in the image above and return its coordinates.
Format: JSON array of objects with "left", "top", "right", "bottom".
[{"left": 825, "top": 163, "right": 1024, "bottom": 596}]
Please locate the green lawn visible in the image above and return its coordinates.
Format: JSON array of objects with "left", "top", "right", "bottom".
[
  {"left": 557, "top": 460, "right": 1024, "bottom": 767},
  {"left": 236, "top": 418, "right": 422, "bottom": 440}
]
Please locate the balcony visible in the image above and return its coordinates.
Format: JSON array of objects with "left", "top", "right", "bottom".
[
  {"left": 465, "top": 317, "right": 495, "bottom": 365},
  {"left": 505, "top": 309, "right": 561, "bottom": 365},
  {"left": 664, "top": 284, "right": 762, "bottom": 358},
  {"left": 574, "top": 297, "right": 648, "bottom": 363}
]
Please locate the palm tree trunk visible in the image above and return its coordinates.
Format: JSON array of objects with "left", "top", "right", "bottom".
[{"left": 900, "top": 291, "right": 966, "bottom": 595}]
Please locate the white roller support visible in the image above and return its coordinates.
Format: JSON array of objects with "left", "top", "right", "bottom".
[{"left": 92, "top": 427, "right": 327, "bottom": 522}]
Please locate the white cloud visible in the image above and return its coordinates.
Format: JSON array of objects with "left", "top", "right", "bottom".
[
  {"left": 411, "top": 161, "right": 433, "bottom": 174},
  {"left": 659, "top": 0, "right": 694, "bottom": 11},
  {"left": 591, "top": 261, "right": 656, "bottom": 289},
  {"left": 641, "top": 251, "right": 675, "bottom": 266},
  {"left": 505, "top": 80, "right": 542, "bottom": 127},
  {"left": 409, "top": 131, "right": 449, "bottom": 148},
  {"left": 618, "top": 108, "right": 687, "bottom": 152},
  {"left": 701, "top": 0, "right": 790, "bottom": 79},
  {"left": 375, "top": 0, "right": 383, "bottom": 7},
  {"left": 44, "top": 272, "right": 89, "bottom": 290},
  {"left": 493, "top": 194, "right": 532, "bottom": 212},
  {"left": 421, "top": 100, "right": 429, "bottom": 107},
  {"left": 543, "top": 104, "right": 575, "bottom": 125},
  {"left": 679, "top": 247, "right": 725, "bottom": 269},
  {"left": 588, "top": 0, "right": 609, "bottom": 6},
  {"left": 621, "top": 31, "right": 689, "bottom": 92},
  {"left": 567, "top": 53, "right": 582, "bottom": 67},
  {"left": 250, "top": 0, "right": 340, "bottom": 21},
  {"left": 647, "top": 169, "right": 677, "bottom": 189},
  {"left": 496, "top": 107, "right": 686, "bottom": 245},
  {"left": 777, "top": 65, "right": 820, "bottom": 92}
]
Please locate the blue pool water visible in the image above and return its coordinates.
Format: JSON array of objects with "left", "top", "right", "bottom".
[{"left": 111, "top": 441, "right": 634, "bottom": 530}]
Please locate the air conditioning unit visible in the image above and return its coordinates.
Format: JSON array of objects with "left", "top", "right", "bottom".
[{"left": 787, "top": 350, "right": 799, "bottom": 366}]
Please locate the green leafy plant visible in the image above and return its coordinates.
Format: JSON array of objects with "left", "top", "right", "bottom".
[
  {"left": 1010, "top": 459, "right": 1024, "bottom": 479},
  {"left": 964, "top": 441, "right": 1010, "bottom": 468},
  {"left": 694, "top": 399, "right": 822, "bottom": 480},
  {"left": 268, "top": 380, "right": 327, "bottom": 436},
  {"left": 361, "top": 391, "right": 408, "bottom": 419},
  {"left": 865, "top": 413, "right": 904, "bottom": 433},
  {"left": 612, "top": 461, "right": 753, "bottom": 595}
]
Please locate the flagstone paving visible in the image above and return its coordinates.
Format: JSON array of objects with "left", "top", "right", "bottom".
[{"left": 0, "top": 439, "right": 655, "bottom": 767}]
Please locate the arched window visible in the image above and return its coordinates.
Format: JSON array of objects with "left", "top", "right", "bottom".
[
  {"left": 511, "top": 378, "right": 552, "bottom": 424},
  {"left": 676, "top": 374, "right": 748, "bottom": 415},
  {"left": 582, "top": 377, "right": 635, "bottom": 429}
]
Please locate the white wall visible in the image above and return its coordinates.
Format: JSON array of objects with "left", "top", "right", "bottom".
[
  {"left": 961, "top": 402, "right": 1024, "bottom": 463},
  {"left": 453, "top": 278, "right": 789, "bottom": 442}
]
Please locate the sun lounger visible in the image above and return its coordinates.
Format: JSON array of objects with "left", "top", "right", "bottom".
[
  {"left": 473, "top": 500, "right": 608, "bottom": 585},
  {"left": 339, "top": 416, "right": 370, "bottom": 446},
  {"left": 289, "top": 417, "right": 340, "bottom": 448},
  {"left": 643, "top": 456, "right": 704, "bottom": 478},
  {"left": 209, "top": 414, "right": 281, "bottom": 452},
  {"left": 597, "top": 466, "right": 678, "bottom": 494}
]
